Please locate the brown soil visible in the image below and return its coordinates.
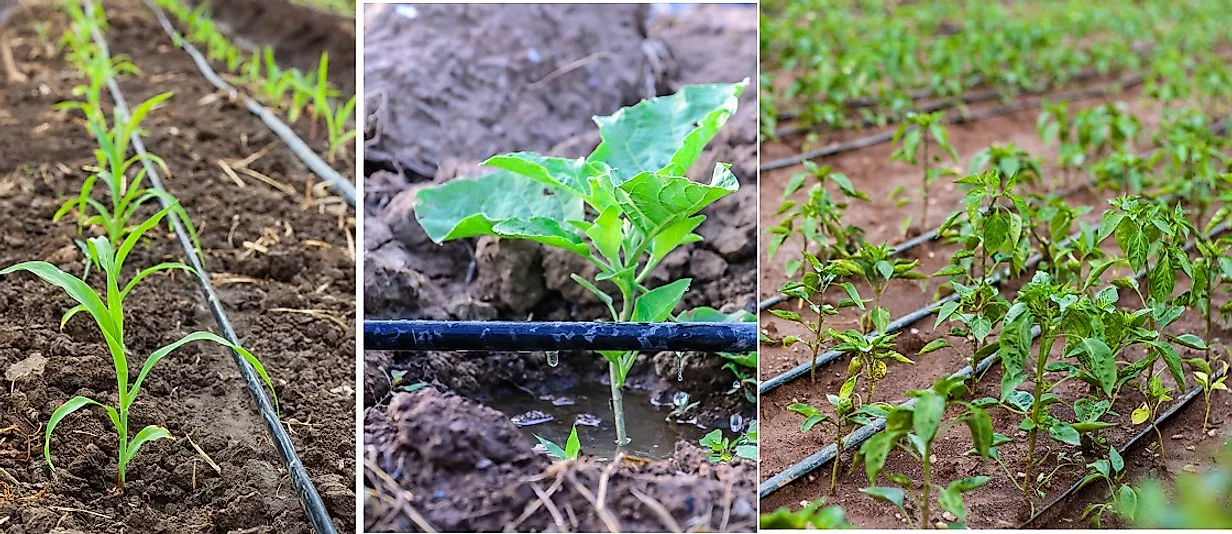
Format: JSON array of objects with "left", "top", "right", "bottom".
[
  {"left": 365, "top": 388, "right": 757, "bottom": 533},
  {"left": 362, "top": 4, "right": 758, "bottom": 532},
  {"left": 185, "top": 0, "right": 356, "bottom": 93},
  {"left": 0, "top": 2, "right": 355, "bottom": 532},
  {"left": 757, "top": 71, "right": 1232, "bottom": 526}
]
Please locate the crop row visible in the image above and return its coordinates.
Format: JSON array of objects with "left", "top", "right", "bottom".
[
  {"left": 153, "top": 0, "right": 356, "bottom": 161},
  {"left": 760, "top": 65, "right": 1232, "bottom": 530},
  {"left": 0, "top": 0, "right": 279, "bottom": 493},
  {"left": 759, "top": 0, "right": 1232, "bottom": 137}
]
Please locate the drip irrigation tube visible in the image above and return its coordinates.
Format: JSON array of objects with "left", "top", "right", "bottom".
[
  {"left": 1023, "top": 366, "right": 1230, "bottom": 527},
  {"left": 365, "top": 320, "right": 756, "bottom": 353},
  {"left": 86, "top": 12, "right": 337, "bottom": 534},
  {"left": 760, "top": 232, "right": 1071, "bottom": 395},
  {"left": 760, "top": 74, "right": 1145, "bottom": 172},
  {"left": 143, "top": 0, "right": 357, "bottom": 207},
  {"left": 758, "top": 223, "right": 1229, "bottom": 500}
]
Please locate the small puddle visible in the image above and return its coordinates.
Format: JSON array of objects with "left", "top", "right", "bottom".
[{"left": 490, "top": 381, "right": 709, "bottom": 460}]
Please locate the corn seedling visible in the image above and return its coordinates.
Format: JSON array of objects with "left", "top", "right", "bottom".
[
  {"left": 0, "top": 206, "right": 276, "bottom": 489},
  {"left": 411, "top": 81, "right": 747, "bottom": 445}
]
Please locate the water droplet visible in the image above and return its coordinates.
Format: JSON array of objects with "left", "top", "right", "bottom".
[
  {"left": 546, "top": 351, "right": 559, "bottom": 367},
  {"left": 730, "top": 413, "right": 744, "bottom": 433},
  {"left": 672, "top": 391, "right": 689, "bottom": 406},
  {"left": 675, "top": 351, "right": 686, "bottom": 381}
]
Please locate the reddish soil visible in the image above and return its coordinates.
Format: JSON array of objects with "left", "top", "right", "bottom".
[
  {"left": 0, "top": 2, "right": 355, "bottom": 532},
  {"left": 758, "top": 69, "right": 1232, "bottom": 527},
  {"left": 361, "top": 4, "right": 758, "bottom": 531}
]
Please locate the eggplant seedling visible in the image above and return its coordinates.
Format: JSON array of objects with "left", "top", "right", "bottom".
[
  {"left": 0, "top": 206, "right": 276, "bottom": 490},
  {"left": 412, "top": 81, "right": 748, "bottom": 445}
]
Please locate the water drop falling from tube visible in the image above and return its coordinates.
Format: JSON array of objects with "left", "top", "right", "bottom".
[{"left": 546, "top": 350, "right": 559, "bottom": 367}]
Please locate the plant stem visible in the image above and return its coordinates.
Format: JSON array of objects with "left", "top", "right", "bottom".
[
  {"left": 920, "top": 442, "right": 933, "bottom": 529},
  {"left": 1023, "top": 328, "right": 1053, "bottom": 510},
  {"left": 609, "top": 363, "right": 628, "bottom": 446},
  {"left": 830, "top": 434, "right": 842, "bottom": 495}
]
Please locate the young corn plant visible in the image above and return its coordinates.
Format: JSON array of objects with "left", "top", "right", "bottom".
[
  {"left": 890, "top": 111, "right": 957, "bottom": 234},
  {"left": 773, "top": 256, "right": 863, "bottom": 382},
  {"left": 412, "top": 81, "right": 748, "bottom": 445},
  {"left": 53, "top": 91, "right": 203, "bottom": 259},
  {"left": 0, "top": 206, "right": 276, "bottom": 490},
  {"left": 858, "top": 375, "right": 995, "bottom": 529}
]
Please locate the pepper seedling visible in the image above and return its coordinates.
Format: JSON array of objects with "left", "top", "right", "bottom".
[
  {"left": 773, "top": 254, "right": 864, "bottom": 382},
  {"left": 890, "top": 111, "right": 957, "bottom": 234},
  {"left": 857, "top": 375, "right": 994, "bottom": 529},
  {"left": 0, "top": 206, "right": 277, "bottom": 490},
  {"left": 413, "top": 81, "right": 748, "bottom": 445}
]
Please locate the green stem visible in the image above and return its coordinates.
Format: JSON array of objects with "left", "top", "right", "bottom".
[
  {"left": 1023, "top": 328, "right": 1053, "bottom": 510},
  {"left": 921, "top": 442, "right": 932, "bottom": 529}
]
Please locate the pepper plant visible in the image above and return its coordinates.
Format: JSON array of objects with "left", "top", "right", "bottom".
[
  {"left": 767, "top": 160, "right": 867, "bottom": 277},
  {"left": 773, "top": 255, "right": 863, "bottom": 382},
  {"left": 829, "top": 328, "right": 910, "bottom": 403},
  {"left": 786, "top": 375, "right": 873, "bottom": 494},
  {"left": 1187, "top": 352, "right": 1228, "bottom": 434},
  {"left": 890, "top": 111, "right": 957, "bottom": 233},
  {"left": 837, "top": 242, "right": 925, "bottom": 334},
  {"left": 857, "top": 375, "right": 994, "bottom": 529},
  {"left": 0, "top": 206, "right": 276, "bottom": 490},
  {"left": 413, "top": 81, "right": 748, "bottom": 445}
]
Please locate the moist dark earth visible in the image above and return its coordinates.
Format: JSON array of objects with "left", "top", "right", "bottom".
[
  {"left": 1, "top": 1, "right": 355, "bottom": 532},
  {"left": 361, "top": 4, "right": 758, "bottom": 532}
]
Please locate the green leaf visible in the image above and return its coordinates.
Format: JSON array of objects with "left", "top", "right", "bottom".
[
  {"left": 122, "top": 425, "right": 174, "bottom": 467},
  {"left": 45, "top": 396, "right": 119, "bottom": 470},
  {"left": 586, "top": 206, "right": 624, "bottom": 266},
  {"left": 1000, "top": 303, "right": 1033, "bottom": 400},
  {"left": 860, "top": 429, "right": 901, "bottom": 483},
  {"left": 860, "top": 486, "right": 907, "bottom": 516},
  {"left": 414, "top": 170, "right": 585, "bottom": 246},
  {"left": 535, "top": 434, "right": 568, "bottom": 459},
  {"left": 963, "top": 407, "right": 994, "bottom": 459},
  {"left": 633, "top": 279, "right": 691, "bottom": 322},
  {"left": 918, "top": 338, "right": 953, "bottom": 355},
  {"left": 1048, "top": 420, "right": 1081, "bottom": 446},
  {"left": 912, "top": 391, "right": 945, "bottom": 442},
  {"left": 589, "top": 81, "right": 746, "bottom": 185},
  {"left": 483, "top": 152, "right": 597, "bottom": 199},
  {"left": 615, "top": 164, "right": 739, "bottom": 235},
  {"left": 1078, "top": 337, "right": 1117, "bottom": 397},
  {"left": 564, "top": 425, "right": 581, "bottom": 459},
  {"left": 985, "top": 212, "right": 1009, "bottom": 251},
  {"left": 1172, "top": 334, "right": 1208, "bottom": 350}
]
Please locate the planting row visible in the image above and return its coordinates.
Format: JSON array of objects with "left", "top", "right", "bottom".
[
  {"left": 758, "top": 46, "right": 1232, "bottom": 529},
  {"left": 759, "top": 0, "right": 1232, "bottom": 137}
]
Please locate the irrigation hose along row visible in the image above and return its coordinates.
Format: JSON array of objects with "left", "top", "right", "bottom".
[
  {"left": 1023, "top": 366, "right": 1228, "bottom": 527},
  {"left": 759, "top": 230, "right": 1069, "bottom": 395},
  {"left": 85, "top": 13, "right": 338, "bottom": 534},
  {"left": 760, "top": 73, "right": 1145, "bottom": 172},
  {"left": 757, "top": 116, "right": 1232, "bottom": 312},
  {"left": 758, "top": 222, "right": 1229, "bottom": 501},
  {"left": 365, "top": 320, "right": 757, "bottom": 352},
  {"left": 144, "top": 0, "right": 357, "bottom": 207}
]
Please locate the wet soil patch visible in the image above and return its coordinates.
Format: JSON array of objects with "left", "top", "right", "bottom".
[{"left": 0, "top": 2, "right": 355, "bottom": 532}]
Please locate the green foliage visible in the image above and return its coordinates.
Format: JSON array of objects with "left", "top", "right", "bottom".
[
  {"left": 838, "top": 242, "right": 925, "bottom": 334},
  {"left": 1121, "top": 442, "right": 1232, "bottom": 528},
  {"left": 772, "top": 254, "right": 863, "bottom": 382},
  {"left": 413, "top": 81, "right": 747, "bottom": 445},
  {"left": 535, "top": 424, "right": 582, "bottom": 461},
  {"left": 829, "top": 329, "right": 910, "bottom": 404},
  {"left": 891, "top": 111, "right": 957, "bottom": 233},
  {"left": 700, "top": 420, "right": 757, "bottom": 463},
  {"left": 857, "top": 376, "right": 994, "bottom": 528},
  {"left": 768, "top": 160, "right": 868, "bottom": 274},
  {"left": 760, "top": 499, "right": 853, "bottom": 529},
  {"left": 1, "top": 208, "right": 276, "bottom": 490}
]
